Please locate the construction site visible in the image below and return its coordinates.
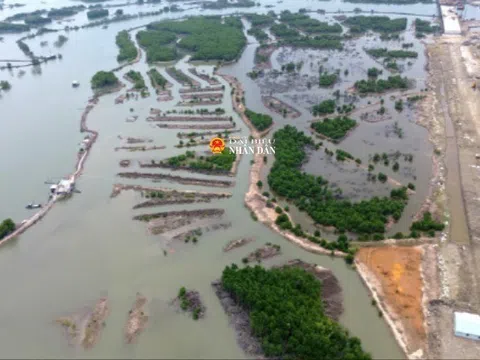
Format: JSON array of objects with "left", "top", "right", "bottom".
[{"left": 356, "top": 1, "right": 480, "bottom": 358}]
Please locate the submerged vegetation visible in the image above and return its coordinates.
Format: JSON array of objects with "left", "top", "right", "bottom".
[
  {"left": 268, "top": 126, "right": 408, "bottom": 234},
  {"left": 116, "top": 30, "right": 138, "bottom": 62},
  {"left": 311, "top": 117, "right": 357, "bottom": 141},
  {"left": 221, "top": 264, "right": 371, "bottom": 359},
  {"left": 415, "top": 18, "right": 440, "bottom": 37},
  {"left": 245, "top": 108, "right": 273, "bottom": 131}
]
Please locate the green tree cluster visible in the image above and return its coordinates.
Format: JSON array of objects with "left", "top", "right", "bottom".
[
  {"left": 115, "top": 30, "right": 138, "bottom": 62},
  {"left": 91, "top": 71, "right": 118, "bottom": 89},
  {"left": 0, "top": 218, "right": 15, "bottom": 239},
  {"left": 221, "top": 264, "right": 371, "bottom": 359},
  {"left": 410, "top": 212, "right": 444, "bottom": 233},
  {"left": 24, "top": 16, "right": 52, "bottom": 25},
  {"left": 344, "top": 16, "right": 407, "bottom": 33},
  {"left": 0, "top": 81, "right": 11, "bottom": 90},
  {"left": 279, "top": 10, "right": 342, "bottom": 34},
  {"left": 145, "top": 16, "right": 246, "bottom": 61},
  {"left": 367, "top": 67, "right": 381, "bottom": 77},
  {"left": 245, "top": 13, "right": 276, "bottom": 27},
  {"left": 415, "top": 18, "right": 440, "bottom": 36},
  {"left": 268, "top": 125, "right": 408, "bottom": 234},
  {"left": 366, "top": 48, "right": 418, "bottom": 58},
  {"left": 126, "top": 70, "right": 146, "bottom": 90},
  {"left": 335, "top": 148, "right": 354, "bottom": 161},
  {"left": 354, "top": 75, "right": 409, "bottom": 94},
  {"left": 245, "top": 108, "right": 273, "bottom": 131},
  {"left": 319, "top": 72, "right": 337, "bottom": 86},
  {"left": 166, "top": 149, "right": 236, "bottom": 171},
  {"left": 0, "top": 22, "right": 30, "bottom": 33},
  {"left": 247, "top": 27, "right": 269, "bottom": 42},
  {"left": 312, "top": 99, "right": 336, "bottom": 116},
  {"left": 147, "top": 68, "right": 168, "bottom": 89},
  {"left": 280, "top": 34, "right": 343, "bottom": 50},
  {"left": 86, "top": 9, "right": 109, "bottom": 20},
  {"left": 136, "top": 29, "right": 177, "bottom": 62},
  {"left": 311, "top": 116, "right": 357, "bottom": 141}
]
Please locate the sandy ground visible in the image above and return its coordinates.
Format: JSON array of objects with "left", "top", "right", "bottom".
[
  {"left": 418, "top": 32, "right": 480, "bottom": 359},
  {"left": 357, "top": 246, "right": 425, "bottom": 358}
]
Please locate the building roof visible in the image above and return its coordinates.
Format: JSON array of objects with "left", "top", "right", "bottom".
[{"left": 455, "top": 312, "right": 480, "bottom": 336}]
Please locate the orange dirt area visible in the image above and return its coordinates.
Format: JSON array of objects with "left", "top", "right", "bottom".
[{"left": 357, "top": 246, "right": 426, "bottom": 354}]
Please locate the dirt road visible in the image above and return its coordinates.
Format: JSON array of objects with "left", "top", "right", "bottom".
[{"left": 424, "top": 35, "right": 480, "bottom": 359}]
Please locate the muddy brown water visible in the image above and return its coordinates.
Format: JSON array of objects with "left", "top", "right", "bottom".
[{"left": 0, "top": 1, "right": 440, "bottom": 358}]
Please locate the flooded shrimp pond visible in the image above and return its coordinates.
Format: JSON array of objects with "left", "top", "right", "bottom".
[{"left": 0, "top": 0, "right": 438, "bottom": 357}]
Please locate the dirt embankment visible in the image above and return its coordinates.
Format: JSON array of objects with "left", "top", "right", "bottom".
[
  {"left": 166, "top": 67, "right": 200, "bottom": 87},
  {"left": 280, "top": 259, "right": 343, "bottom": 320},
  {"left": 180, "top": 85, "right": 223, "bottom": 93},
  {"left": 148, "top": 115, "right": 230, "bottom": 122},
  {"left": 134, "top": 208, "right": 225, "bottom": 235},
  {"left": 180, "top": 92, "right": 223, "bottom": 100},
  {"left": 177, "top": 129, "right": 241, "bottom": 139},
  {"left": 157, "top": 123, "right": 235, "bottom": 130},
  {"left": 217, "top": 73, "right": 272, "bottom": 138},
  {"left": 212, "top": 280, "right": 264, "bottom": 358},
  {"left": 262, "top": 95, "right": 301, "bottom": 118},
  {"left": 223, "top": 237, "right": 254, "bottom": 252},
  {"left": 117, "top": 172, "right": 235, "bottom": 187},
  {"left": 188, "top": 68, "right": 221, "bottom": 85},
  {"left": 356, "top": 246, "right": 425, "bottom": 358},
  {"left": 56, "top": 297, "right": 109, "bottom": 349},
  {"left": 115, "top": 145, "right": 165, "bottom": 152},
  {"left": 244, "top": 243, "right": 281, "bottom": 263},
  {"left": 125, "top": 293, "right": 148, "bottom": 344}
]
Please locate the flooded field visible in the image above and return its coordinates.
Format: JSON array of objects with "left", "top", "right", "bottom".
[{"left": 0, "top": 0, "right": 440, "bottom": 358}]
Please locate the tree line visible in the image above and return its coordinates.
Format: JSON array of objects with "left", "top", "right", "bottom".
[
  {"left": 116, "top": 30, "right": 138, "bottom": 62},
  {"left": 221, "top": 264, "right": 371, "bottom": 359}
]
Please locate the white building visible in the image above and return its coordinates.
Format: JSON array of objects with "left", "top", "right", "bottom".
[
  {"left": 50, "top": 178, "right": 75, "bottom": 198},
  {"left": 441, "top": 6, "right": 462, "bottom": 35},
  {"left": 454, "top": 312, "right": 480, "bottom": 340}
]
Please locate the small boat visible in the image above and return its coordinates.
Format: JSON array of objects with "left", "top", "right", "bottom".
[
  {"left": 72, "top": 80, "right": 79, "bottom": 88},
  {"left": 25, "top": 203, "right": 42, "bottom": 209}
]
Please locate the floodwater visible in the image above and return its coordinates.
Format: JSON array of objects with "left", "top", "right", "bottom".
[{"left": 0, "top": 0, "right": 438, "bottom": 358}]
